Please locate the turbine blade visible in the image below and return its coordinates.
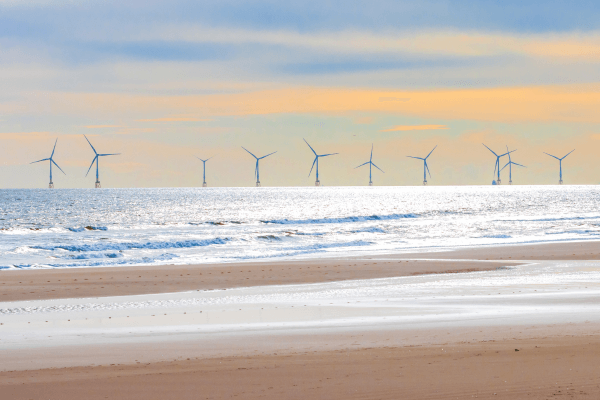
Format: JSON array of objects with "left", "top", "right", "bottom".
[
  {"left": 425, "top": 145, "right": 437, "bottom": 159},
  {"left": 372, "top": 162, "right": 384, "bottom": 173},
  {"left": 319, "top": 153, "right": 338, "bottom": 157},
  {"left": 354, "top": 161, "right": 370, "bottom": 169},
  {"left": 499, "top": 149, "right": 516, "bottom": 157},
  {"left": 506, "top": 145, "right": 512, "bottom": 162},
  {"left": 30, "top": 158, "right": 50, "bottom": 164},
  {"left": 370, "top": 144, "right": 373, "bottom": 162},
  {"left": 51, "top": 138, "right": 58, "bottom": 158},
  {"left": 241, "top": 146, "right": 258, "bottom": 159},
  {"left": 85, "top": 156, "right": 98, "bottom": 177},
  {"left": 308, "top": 157, "right": 317, "bottom": 177},
  {"left": 52, "top": 159, "right": 66, "bottom": 175},
  {"left": 543, "top": 152, "right": 560, "bottom": 160},
  {"left": 482, "top": 143, "right": 497, "bottom": 156},
  {"left": 561, "top": 149, "right": 575, "bottom": 159},
  {"left": 99, "top": 153, "right": 120, "bottom": 156},
  {"left": 83, "top": 135, "right": 98, "bottom": 155},
  {"left": 500, "top": 162, "right": 510, "bottom": 171},
  {"left": 425, "top": 161, "right": 431, "bottom": 178},
  {"left": 512, "top": 162, "right": 526, "bottom": 168},
  {"left": 406, "top": 156, "right": 424, "bottom": 160},
  {"left": 259, "top": 151, "right": 277, "bottom": 159},
  {"left": 303, "top": 138, "right": 317, "bottom": 156}
]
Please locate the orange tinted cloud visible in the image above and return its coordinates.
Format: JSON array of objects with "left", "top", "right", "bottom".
[
  {"left": 38, "top": 83, "right": 600, "bottom": 124},
  {"left": 135, "top": 117, "right": 212, "bottom": 122},
  {"left": 381, "top": 125, "right": 448, "bottom": 132}
]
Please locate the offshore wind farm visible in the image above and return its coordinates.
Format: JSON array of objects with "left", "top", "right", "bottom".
[{"left": 20, "top": 136, "right": 590, "bottom": 188}]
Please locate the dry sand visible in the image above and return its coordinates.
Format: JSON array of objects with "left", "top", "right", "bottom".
[
  {"left": 1, "top": 240, "right": 599, "bottom": 399},
  {"left": 1, "top": 334, "right": 599, "bottom": 399}
]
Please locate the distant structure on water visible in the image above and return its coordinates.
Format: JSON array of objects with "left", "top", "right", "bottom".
[
  {"left": 355, "top": 144, "right": 384, "bottom": 186},
  {"left": 30, "top": 138, "right": 66, "bottom": 189},
  {"left": 195, "top": 156, "right": 213, "bottom": 187},
  {"left": 304, "top": 139, "right": 338, "bottom": 186},
  {"left": 242, "top": 147, "right": 277, "bottom": 187},
  {"left": 407, "top": 145, "right": 437, "bottom": 185},
  {"left": 544, "top": 149, "right": 575, "bottom": 184},
  {"left": 84, "top": 135, "right": 120, "bottom": 188},
  {"left": 500, "top": 145, "right": 526, "bottom": 185},
  {"left": 483, "top": 144, "right": 515, "bottom": 185}
]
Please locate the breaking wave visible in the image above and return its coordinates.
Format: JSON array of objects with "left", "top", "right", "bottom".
[
  {"left": 262, "top": 213, "right": 418, "bottom": 225},
  {"left": 28, "top": 237, "right": 230, "bottom": 252}
]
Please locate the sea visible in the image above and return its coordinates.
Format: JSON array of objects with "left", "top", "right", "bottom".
[{"left": 1, "top": 186, "right": 600, "bottom": 270}]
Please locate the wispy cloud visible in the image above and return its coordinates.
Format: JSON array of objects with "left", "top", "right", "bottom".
[
  {"left": 135, "top": 117, "right": 212, "bottom": 122},
  {"left": 118, "top": 26, "right": 600, "bottom": 61},
  {"left": 380, "top": 125, "right": 448, "bottom": 132},
  {"left": 85, "top": 125, "right": 124, "bottom": 129},
  {"left": 29, "top": 83, "right": 600, "bottom": 124}
]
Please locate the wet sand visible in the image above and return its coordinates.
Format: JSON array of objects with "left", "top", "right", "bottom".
[{"left": 0, "top": 259, "right": 512, "bottom": 302}]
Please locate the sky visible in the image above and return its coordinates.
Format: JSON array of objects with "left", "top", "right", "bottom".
[{"left": 2, "top": 0, "right": 600, "bottom": 187}]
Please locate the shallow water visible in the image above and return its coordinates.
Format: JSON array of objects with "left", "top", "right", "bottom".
[{"left": 1, "top": 186, "right": 600, "bottom": 269}]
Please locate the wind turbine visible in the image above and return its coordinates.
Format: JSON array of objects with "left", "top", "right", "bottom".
[
  {"left": 407, "top": 145, "right": 437, "bottom": 185},
  {"left": 304, "top": 139, "right": 338, "bottom": 186},
  {"left": 544, "top": 149, "right": 574, "bottom": 184},
  {"left": 195, "top": 156, "right": 212, "bottom": 187},
  {"left": 30, "top": 138, "right": 66, "bottom": 188},
  {"left": 500, "top": 145, "right": 526, "bottom": 185},
  {"left": 482, "top": 144, "right": 515, "bottom": 185},
  {"left": 84, "top": 135, "right": 120, "bottom": 188},
  {"left": 242, "top": 147, "right": 276, "bottom": 187},
  {"left": 355, "top": 144, "right": 384, "bottom": 186}
]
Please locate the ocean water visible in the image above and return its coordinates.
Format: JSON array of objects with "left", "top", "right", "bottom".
[{"left": 1, "top": 186, "right": 600, "bottom": 270}]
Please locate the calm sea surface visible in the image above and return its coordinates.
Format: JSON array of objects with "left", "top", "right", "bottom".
[{"left": 1, "top": 186, "right": 599, "bottom": 270}]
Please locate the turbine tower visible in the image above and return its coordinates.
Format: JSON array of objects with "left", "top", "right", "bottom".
[
  {"left": 304, "top": 139, "right": 338, "bottom": 186},
  {"left": 84, "top": 135, "right": 120, "bottom": 188},
  {"left": 195, "top": 156, "right": 212, "bottom": 187},
  {"left": 407, "top": 145, "right": 437, "bottom": 185},
  {"left": 242, "top": 147, "right": 276, "bottom": 187},
  {"left": 30, "top": 138, "right": 66, "bottom": 188},
  {"left": 500, "top": 146, "right": 526, "bottom": 185},
  {"left": 544, "top": 149, "right": 574, "bottom": 184},
  {"left": 355, "top": 144, "right": 384, "bottom": 186},
  {"left": 482, "top": 144, "right": 515, "bottom": 185}
]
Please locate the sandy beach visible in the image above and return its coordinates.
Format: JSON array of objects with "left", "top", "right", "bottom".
[{"left": 1, "top": 241, "right": 600, "bottom": 399}]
